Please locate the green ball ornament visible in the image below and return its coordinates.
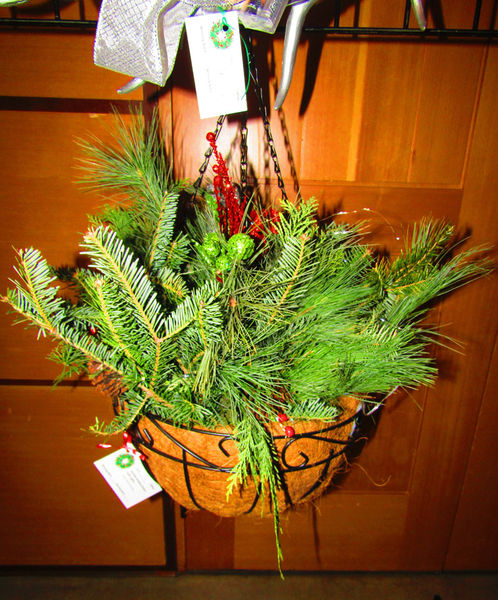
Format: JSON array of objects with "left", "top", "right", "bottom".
[
  {"left": 198, "top": 247, "right": 215, "bottom": 267},
  {"left": 194, "top": 240, "right": 214, "bottom": 266},
  {"left": 215, "top": 253, "right": 231, "bottom": 273},
  {"left": 227, "top": 233, "right": 255, "bottom": 261},
  {"left": 202, "top": 232, "right": 221, "bottom": 259}
]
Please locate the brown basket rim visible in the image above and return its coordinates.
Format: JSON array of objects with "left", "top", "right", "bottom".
[{"left": 135, "top": 406, "right": 362, "bottom": 475}]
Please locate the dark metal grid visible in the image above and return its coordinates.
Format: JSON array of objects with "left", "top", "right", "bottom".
[
  {"left": 1, "top": 0, "right": 497, "bottom": 39},
  {"left": 306, "top": 0, "right": 497, "bottom": 39},
  {"left": 0, "top": 0, "right": 97, "bottom": 28}
]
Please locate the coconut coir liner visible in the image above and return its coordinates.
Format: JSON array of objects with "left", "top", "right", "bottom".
[{"left": 136, "top": 397, "right": 359, "bottom": 518}]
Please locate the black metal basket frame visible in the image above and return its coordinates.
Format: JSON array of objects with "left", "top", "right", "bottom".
[{"left": 134, "top": 409, "right": 362, "bottom": 513}]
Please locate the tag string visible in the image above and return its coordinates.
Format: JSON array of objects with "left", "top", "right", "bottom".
[
  {"left": 215, "top": 7, "right": 250, "bottom": 100},
  {"left": 240, "top": 33, "right": 251, "bottom": 99},
  {"left": 217, "top": 6, "right": 230, "bottom": 30},
  {"left": 97, "top": 432, "right": 145, "bottom": 461}
]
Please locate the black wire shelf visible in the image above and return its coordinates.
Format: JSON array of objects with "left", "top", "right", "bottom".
[
  {"left": 0, "top": 0, "right": 496, "bottom": 40},
  {"left": 0, "top": 18, "right": 97, "bottom": 28}
]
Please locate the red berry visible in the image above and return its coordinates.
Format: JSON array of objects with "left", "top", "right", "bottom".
[
  {"left": 206, "top": 132, "right": 216, "bottom": 143},
  {"left": 88, "top": 325, "right": 97, "bottom": 336},
  {"left": 277, "top": 413, "right": 288, "bottom": 423},
  {"left": 284, "top": 426, "right": 295, "bottom": 438},
  {"left": 213, "top": 174, "right": 223, "bottom": 187}
]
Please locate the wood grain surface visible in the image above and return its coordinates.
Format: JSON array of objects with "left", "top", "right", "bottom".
[{"left": 0, "top": 1, "right": 496, "bottom": 571}]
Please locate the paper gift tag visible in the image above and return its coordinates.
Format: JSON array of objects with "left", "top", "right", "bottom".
[
  {"left": 94, "top": 445, "right": 162, "bottom": 509},
  {"left": 185, "top": 11, "right": 248, "bottom": 119}
]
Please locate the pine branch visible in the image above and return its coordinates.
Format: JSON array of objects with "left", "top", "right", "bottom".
[{"left": 77, "top": 108, "right": 172, "bottom": 205}]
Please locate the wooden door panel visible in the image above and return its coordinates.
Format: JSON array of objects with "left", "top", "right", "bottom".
[
  {"left": 336, "top": 391, "right": 424, "bottom": 493},
  {"left": 356, "top": 42, "right": 424, "bottom": 183},
  {"left": 408, "top": 44, "right": 485, "bottom": 185},
  {"left": 391, "top": 43, "right": 498, "bottom": 571},
  {"left": 234, "top": 494, "right": 409, "bottom": 571},
  {"left": 0, "top": 109, "right": 133, "bottom": 381},
  {"left": 0, "top": 32, "right": 141, "bottom": 100},
  {"left": 356, "top": 43, "right": 484, "bottom": 185},
  {"left": 0, "top": 385, "right": 166, "bottom": 565},
  {"left": 442, "top": 44, "right": 498, "bottom": 571},
  {"left": 162, "top": 27, "right": 497, "bottom": 572},
  {"left": 445, "top": 335, "right": 498, "bottom": 570},
  {"left": 171, "top": 38, "right": 485, "bottom": 188},
  {"left": 0, "top": 31, "right": 166, "bottom": 567},
  {"left": 353, "top": 0, "right": 497, "bottom": 31}
]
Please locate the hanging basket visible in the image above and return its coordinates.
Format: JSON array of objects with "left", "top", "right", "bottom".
[{"left": 133, "top": 397, "right": 361, "bottom": 518}]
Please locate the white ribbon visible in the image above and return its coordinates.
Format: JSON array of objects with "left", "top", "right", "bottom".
[
  {"left": 94, "top": 0, "right": 289, "bottom": 87},
  {"left": 94, "top": 0, "right": 192, "bottom": 86}
]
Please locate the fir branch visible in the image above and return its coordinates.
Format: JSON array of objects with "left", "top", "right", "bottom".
[
  {"left": 2, "top": 248, "right": 134, "bottom": 384},
  {"left": 155, "top": 265, "right": 188, "bottom": 302},
  {"left": 88, "top": 205, "right": 137, "bottom": 242},
  {"left": 138, "top": 383, "right": 174, "bottom": 408},
  {"left": 48, "top": 342, "right": 87, "bottom": 385},
  {"left": 197, "top": 301, "right": 209, "bottom": 348},
  {"left": 5, "top": 293, "right": 126, "bottom": 381},
  {"left": 90, "top": 388, "right": 150, "bottom": 435},
  {"left": 268, "top": 233, "right": 309, "bottom": 323},
  {"left": 159, "top": 282, "right": 222, "bottom": 343},
  {"left": 81, "top": 226, "right": 164, "bottom": 341},
  {"left": 150, "top": 341, "right": 164, "bottom": 389},
  {"left": 8, "top": 247, "right": 66, "bottom": 330},
  {"left": 147, "top": 190, "right": 180, "bottom": 271},
  {"left": 164, "top": 233, "right": 191, "bottom": 270},
  {"left": 92, "top": 277, "right": 143, "bottom": 371}
]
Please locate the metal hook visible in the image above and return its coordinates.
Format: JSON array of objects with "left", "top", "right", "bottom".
[
  {"left": 411, "top": 0, "right": 427, "bottom": 31},
  {"left": 274, "top": 0, "right": 426, "bottom": 110},
  {"left": 274, "top": 0, "right": 320, "bottom": 110},
  {"left": 117, "top": 76, "right": 146, "bottom": 94}
]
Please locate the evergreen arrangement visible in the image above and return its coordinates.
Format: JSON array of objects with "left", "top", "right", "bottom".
[{"left": 2, "top": 113, "right": 490, "bottom": 566}]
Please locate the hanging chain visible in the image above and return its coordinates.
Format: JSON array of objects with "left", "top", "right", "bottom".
[
  {"left": 193, "top": 32, "right": 288, "bottom": 202},
  {"left": 273, "top": 83, "right": 300, "bottom": 194},
  {"left": 193, "top": 114, "right": 226, "bottom": 197},
  {"left": 245, "top": 32, "right": 288, "bottom": 202}
]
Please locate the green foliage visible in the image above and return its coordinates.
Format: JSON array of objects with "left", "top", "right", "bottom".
[{"left": 2, "top": 112, "right": 492, "bottom": 571}]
